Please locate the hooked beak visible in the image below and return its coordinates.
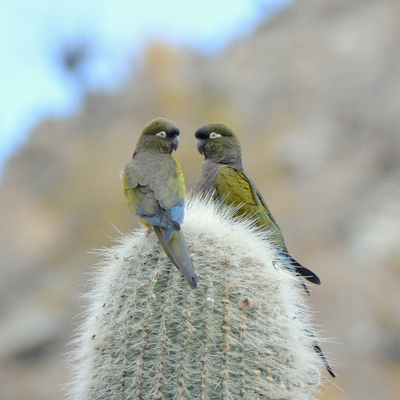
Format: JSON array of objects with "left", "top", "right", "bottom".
[
  {"left": 171, "top": 135, "right": 179, "bottom": 151},
  {"left": 196, "top": 138, "right": 206, "bottom": 155}
]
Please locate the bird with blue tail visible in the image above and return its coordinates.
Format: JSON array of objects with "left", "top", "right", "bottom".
[{"left": 122, "top": 117, "right": 197, "bottom": 289}]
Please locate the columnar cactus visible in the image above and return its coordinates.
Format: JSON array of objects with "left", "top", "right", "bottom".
[{"left": 68, "top": 196, "right": 326, "bottom": 400}]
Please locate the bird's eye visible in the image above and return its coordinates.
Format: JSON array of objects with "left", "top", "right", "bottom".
[
  {"left": 156, "top": 131, "right": 167, "bottom": 138},
  {"left": 209, "top": 132, "right": 221, "bottom": 139}
]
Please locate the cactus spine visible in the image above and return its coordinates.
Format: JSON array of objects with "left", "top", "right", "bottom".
[{"left": 68, "top": 196, "right": 325, "bottom": 400}]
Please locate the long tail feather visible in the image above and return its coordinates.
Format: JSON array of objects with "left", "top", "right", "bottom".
[
  {"left": 305, "top": 328, "right": 335, "bottom": 378},
  {"left": 289, "top": 256, "right": 321, "bottom": 285},
  {"left": 154, "top": 227, "right": 198, "bottom": 289},
  {"left": 312, "top": 341, "right": 336, "bottom": 378},
  {"left": 278, "top": 251, "right": 321, "bottom": 291}
]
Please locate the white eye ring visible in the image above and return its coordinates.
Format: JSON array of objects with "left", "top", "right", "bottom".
[
  {"left": 209, "top": 132, "right": 221, "bottom": 139},
  {"left": 156, "top": 131, "right": 167, "bottom": 138}
]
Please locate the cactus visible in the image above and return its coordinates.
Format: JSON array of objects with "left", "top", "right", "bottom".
[{"left": 67, "top": 196, "right": 326, "bottom": 400}]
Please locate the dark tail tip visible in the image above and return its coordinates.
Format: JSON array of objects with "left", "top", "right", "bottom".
[
  {"left": 279, "top": 252, "right": 321, "bottom": 285},
  {"left": 189, "top": 275, "right": 198, "bottom": 289},
  {"left": 313, "top": 343, "right": 336, "bottom": 378},
  {"left": 296, "top": 264, "right": 321, "bottom": 285},
  {"left": 327, "top": 367, "right": 336, "bottom": 378},
  {"left": 304, "top": 273, "right": 321, "bottom": 285}
]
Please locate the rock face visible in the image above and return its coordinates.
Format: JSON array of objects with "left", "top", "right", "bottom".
[{"left": 1, "top": 0, "right": 400, "bottom": 399}]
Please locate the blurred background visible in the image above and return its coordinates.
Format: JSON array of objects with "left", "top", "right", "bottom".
[{"left": 1, "top": 0, "right": 400, "bottom": 399}]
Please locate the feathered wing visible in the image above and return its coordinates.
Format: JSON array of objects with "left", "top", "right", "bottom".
[
  {"left": 214, "top": 167, "right": 320, "bottom": 287},
  {"left": 214, "top": 167, "right": 286, "bottom": 248},
  {"left": 122, "top": 155, "right": 197, "bottom": 288},
  {"left": 122, "top": 156, "right": 184, "bottom": 234},
  {"left": 254, "top": 184, "right": 320, "bottom": 285},
  {"left": 122, "top": 161, "right": 155, "bottom": 215}
]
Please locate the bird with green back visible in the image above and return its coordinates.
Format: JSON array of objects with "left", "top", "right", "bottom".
[
  {"left": 194, "top": 122, "right": 335, "bottom": 377},
  {"left": 121, "top": 117, "right": 197, "bottom": 289},
  {"left": 194, "top": 122, "right": 319, "bottom": 292}
]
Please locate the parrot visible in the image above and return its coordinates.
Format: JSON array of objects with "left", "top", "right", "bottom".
[
  {"left": 121, "top": 117, "right": 197, "bottom": 289},
  {"left": 194, "top": 122, "right": 320, "bottom": 292},
  {"left": 194, "top": 122, "right": 335, "bottom": 377}
]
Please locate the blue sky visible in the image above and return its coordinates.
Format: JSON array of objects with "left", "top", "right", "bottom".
[{"left": 0, "top": 0, "right": 291, "bottom": 174}]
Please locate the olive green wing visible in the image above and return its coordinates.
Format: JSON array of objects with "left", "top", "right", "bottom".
[
  {"left": 122, "top": 155, "right": 187, "bottom": 238},
  {"left": 254, "top": 182, "right": 321, "bottom": 285},
  {"left": 122, "top": 156, "right": 186, "bottom": 216},
  {"left": 252, "top": 184, "right": 288, "bottom": 251},
  {"left": 215, "top": 166, "right": 320, "bottom": 289},
  {"left": 149, "top": 156, "right": 186, "bottom": 211},
  {"left": 122, "top": 161, "right": 159, "bottom": 217},
  {"left": 214, "top": 166, "right": 286, "bottom": 250}
]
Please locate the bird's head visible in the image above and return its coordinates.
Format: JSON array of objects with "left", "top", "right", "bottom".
[
  {"left": 137, "top": 117, "right": 180, "bottom": 154},
  {"left": 195, "top": 122, "right": 242, "bottom": 164}
]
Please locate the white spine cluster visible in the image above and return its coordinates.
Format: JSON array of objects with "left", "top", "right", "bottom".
[{"left": 68, "top": 196, "right": 324, "bottom": 400}]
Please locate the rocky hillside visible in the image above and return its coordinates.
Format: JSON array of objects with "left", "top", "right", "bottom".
[{"left": 1, "top": 0, "right": 400, "bottom": 399}]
